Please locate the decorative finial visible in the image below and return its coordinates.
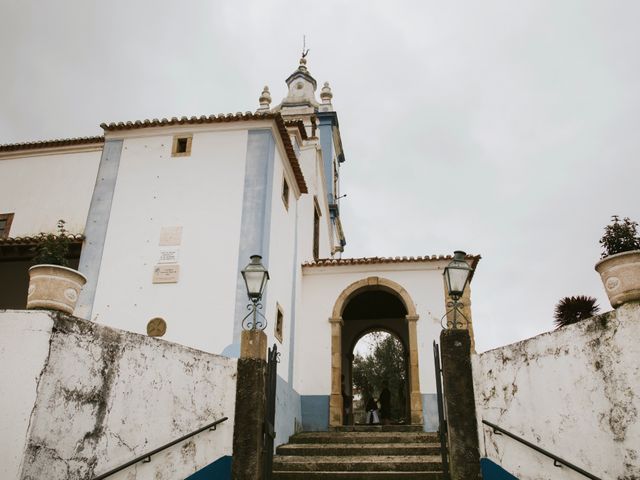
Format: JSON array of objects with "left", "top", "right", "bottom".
[
  {"left": 257, "top": 85, "right": 271, "bottom": 112},
  {"left": 320, "top": 82, "right": 333, "bottom": 104}
]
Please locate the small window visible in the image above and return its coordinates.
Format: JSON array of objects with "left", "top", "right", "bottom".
[
  {"left": 0, "top": 213, "right": 14, "bottom": 239},
  {"left": 282, "top": 177, "right": 290, "bottom": 210},
  {"left": 172, "top": 135, "right": 192, "bottom": 157},
  {"left": 275, "top": 305, "right": 284, "bottom": 343}
]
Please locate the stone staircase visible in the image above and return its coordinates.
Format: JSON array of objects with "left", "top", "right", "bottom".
[{"left": 272, "top": 425, "right": 445, "bottom": 479}]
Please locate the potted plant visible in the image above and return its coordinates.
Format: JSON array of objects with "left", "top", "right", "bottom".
[
  {"left": 27, "top": 219, "right": 86, "bottom": 314},
  {"left": 595, "top": 215, "right": 640, "bottom": 308}
]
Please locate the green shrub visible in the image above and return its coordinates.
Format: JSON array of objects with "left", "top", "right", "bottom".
[
  {"left": 554, "top": 296, "right": 599, "bottom": 329},
  {"left": 599, "top": 215, "right": 640, "bottom": 258},
  {"left": 32, "top": 220, "right": 71, "bottom": 267}
]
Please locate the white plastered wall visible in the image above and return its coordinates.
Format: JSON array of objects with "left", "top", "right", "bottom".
[
  {"left": 0, "top": 149, "right": 101, "bottom": 235},
  {"left": 91, "top": 127, "right": 248, "bottom": 354},
  {"left": 296, "top": 262, "right": 450, "bottom": 396}
]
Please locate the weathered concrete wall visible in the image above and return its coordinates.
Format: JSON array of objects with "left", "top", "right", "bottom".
[
  {"left": 473, "top": 302, "right": 640, "bottom": 480},
  {"left": 0, "top": 310, "right": 236, "bottom": 480}
]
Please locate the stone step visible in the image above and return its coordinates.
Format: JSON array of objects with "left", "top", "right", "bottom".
[
  {"left": 333, "top": 424, "right": 425, "bottom": 433},
  {"left": 272, "top": 455, "right": 443, "bottom": 472},
  {"left": 276, "top": 442, "right": 441, "bottom": 456},
  {"left": 273, "top": 471, "right": 445, "bottom": 479},
  {"left": 289, "top": 431, "right": 438, "bottom": 444}
]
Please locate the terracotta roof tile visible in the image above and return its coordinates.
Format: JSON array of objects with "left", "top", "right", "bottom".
[
  {"left": 101, "top": 112, "right": 308, "bottom": 193},
  {"left": 284, "top": 119, "right": 308, "bottom": 140},
  {"left": 0, "top": 234, "right": 84, "bottom": 245},
  {"left": 0, "top": 136, "right": 104, "bottom": 153},
  {"left": 303, "top": 254, "right": 481, "bottom": 268}
]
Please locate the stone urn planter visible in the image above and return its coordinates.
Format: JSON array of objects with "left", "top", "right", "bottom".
[
  {"left": 595, "top": 250, "right": 640, "bottom": 308},
  {"left": 27, "top": 264, "right": 87, "bottom": 314}
]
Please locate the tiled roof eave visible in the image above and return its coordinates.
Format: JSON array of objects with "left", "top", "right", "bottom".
[
  {"left": 303, "top": 254, "right": 482, "bottom": 268},
  {"left": 101, "top": 112, "right": 308, "bottom": 194},
  {"left": 0, "top": 136, "right": 104, "bottom": 153}
]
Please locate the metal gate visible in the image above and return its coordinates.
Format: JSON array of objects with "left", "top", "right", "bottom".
[
  {"left": 263, "top": 343, "right": 278, "bottom": 480},
  {"left": 433, "top": 341, "right": 450, "bottom": 480}
]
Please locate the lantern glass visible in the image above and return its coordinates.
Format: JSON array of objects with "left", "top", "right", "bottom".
[
  {"left": 242, "top": 255, "right": 269, "bottom": 301},
  {"left": 444, "top": 251, "right": 472, "bottom": 299}
]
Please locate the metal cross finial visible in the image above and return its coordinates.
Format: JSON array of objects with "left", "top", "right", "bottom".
[{"left": 302, "top": 35, "right": 309, "bottom": 59}]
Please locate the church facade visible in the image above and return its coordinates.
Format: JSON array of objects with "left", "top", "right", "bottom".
[{"left": 0, "top": 58, "right": 479, "bottom": 437}]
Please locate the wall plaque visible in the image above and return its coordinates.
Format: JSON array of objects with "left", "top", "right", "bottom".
[
  {"left": 159, "top": 226, "right": 183, "bottom": 246},
  {"left": 158, "top": 248, "right": 180, "bottom": 264},
  {"left": 152, "top": 264, "right": 180, "bottom": 284}
]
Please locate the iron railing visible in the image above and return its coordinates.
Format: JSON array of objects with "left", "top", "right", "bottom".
[
  {"left": 433, "top": 341, "right": 450, "bottom": 480},
  {"left": 482, "top": 420, "right": 601, "bottom": 480},
  {"left": 92, "top": 416, "right": 228, "bottom": 480}
]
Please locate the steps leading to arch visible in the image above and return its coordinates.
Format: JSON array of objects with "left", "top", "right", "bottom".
[{"left": 273, "top": 428, "right": 444, "bottom": 479}]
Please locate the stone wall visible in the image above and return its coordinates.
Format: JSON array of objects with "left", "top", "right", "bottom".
[
  {"left": 0, "top": 310, "right": 236, "bottom": 480},
  {"left": 473, "top": 302, "right": 640, "bottom": 480}
]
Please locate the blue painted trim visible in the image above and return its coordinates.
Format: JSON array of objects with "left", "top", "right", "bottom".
[
  {"left": 186, "top": 455, "right": 232, "bottom": 479},
  {"left": 275, "top": 374, "right": 302, "bottom": 447},
  {"left": 76, "top": 139, "right": 123, "bottom": 319},
  {"left": 232, "top": 129, "right": 276, "bottom": 344},
  {"left": 480, "top": 458, "right": 519, "bottom": 479},
  {"left": 318, "top": 122, "right": 334, "bottom": 207},
  {"left": 287, "top": 199, "right": 299, "bottom": 383},
  {"left": 301, "top": 395, "right": 329, "bottom": 432},
  {"left": 421, "top": 394, "right": 439, "bottom": 432}
]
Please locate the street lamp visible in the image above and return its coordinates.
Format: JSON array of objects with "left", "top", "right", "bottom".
[
  {"left": 241, "top": 255, "right": 269, "bottom": 330},
  {"left": 442, "top": 250, "right": 473, "bottom": 329}
]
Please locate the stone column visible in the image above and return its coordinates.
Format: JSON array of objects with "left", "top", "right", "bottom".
[
  {"left": 232, "top": 330, "right": 267, "bottom": 480},
  {"left": 329, "top": 316, "right": 343, "bottom": 427},
  {"left": 440, "top": 328, "right": 481, "bottom": 480},
  {"left": 406, "top": 314, "right": 424, "bottom": 425}
]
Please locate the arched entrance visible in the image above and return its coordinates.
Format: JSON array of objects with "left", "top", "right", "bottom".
[
  {"left": 329, "top": 277, "right": 423, "bottom": 427},
  {"left": 349, "top": 328, "right": 409, "bottom": 425}
]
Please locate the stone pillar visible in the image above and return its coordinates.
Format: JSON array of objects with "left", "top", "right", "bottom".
[
  {"left": 406, "top": 314, "right": 424, "bottom": 425},
  {"left": 440, "top": 328, "right": 481, "bottom": 480},
  {"left": 329, "top": 316, "right": 343, "bottom": 427},
  {"left": 232, "top": 330, "right": 267, "bottom": 480}
]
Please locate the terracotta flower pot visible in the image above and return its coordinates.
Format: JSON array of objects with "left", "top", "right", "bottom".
[
  {"left": 27, "top": 265, "right": 87, "bottom": 314},
  {"left": 595, "top": 250, "right": 640, "bottom": 308}
]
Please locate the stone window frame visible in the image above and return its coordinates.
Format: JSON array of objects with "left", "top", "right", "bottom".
[
  {"left": 0, "top": 213, "right": 14, "bottom": 239},
  {"left": 171, "top": 134, "right": 193, "bottom": 157},
  {"left": 274, "top": 303, "right": 284, "bottom": 343}
]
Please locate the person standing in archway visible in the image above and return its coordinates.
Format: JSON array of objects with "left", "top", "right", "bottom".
[{"left": 379, "top": 381, "right": 391, "bottom": 425}]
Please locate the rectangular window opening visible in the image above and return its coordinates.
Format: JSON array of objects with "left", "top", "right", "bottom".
[
  {"left": 0, "top": 213, "right": 14, "bottom": 239},
  {"left": 275, "top": 305, "right": 284, "bottom": 343},
  {"left": 313, "top": 199, "right": 320, "bottom": 261},
  {"left": 172, "top": 135, "right": 192, "bottom": 157},
  {"left": 282, "top": 177, "right": 290, "bottom": 210}
]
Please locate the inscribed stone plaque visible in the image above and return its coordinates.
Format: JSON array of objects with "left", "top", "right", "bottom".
[
  {"left": 152, "top": 264, "right": 180, "bottom": 283},
  {"left": 158, "top": 248, "right": 180, "bottom": 264},
  {"left": 159, "top": 226, "right": 183, "bottom": 246}
]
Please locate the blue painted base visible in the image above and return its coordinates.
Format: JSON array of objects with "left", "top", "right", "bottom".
[
  {"left": 186, "top": 455, "right": 232, "bottom": 479},
  {"left": 301, "top": 395, "right": 329, "bottom": 431},
  {"left": 480, "top": 458, "right": 518, "bottom": 479},
  {"left": 421, "top": 394, "right": 439, "bottom": 432}
]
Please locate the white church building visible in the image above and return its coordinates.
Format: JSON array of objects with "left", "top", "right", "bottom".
[{"left": 0, "top": 57, "right": 479, "bottom": 458}]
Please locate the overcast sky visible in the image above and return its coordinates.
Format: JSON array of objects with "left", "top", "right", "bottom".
[{"left": 2, "top": 1, "right": 639, "bottom": 352}]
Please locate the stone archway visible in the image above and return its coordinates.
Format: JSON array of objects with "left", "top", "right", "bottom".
[{"left": 329, "top": 276, "right": 423, "bottom": 427}]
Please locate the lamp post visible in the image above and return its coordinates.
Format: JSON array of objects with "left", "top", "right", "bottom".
[
  {"left": 442, "top": 250, "right": 473, "bottom": 329},
  {"left": 241, "top": 255, "right": 269, "bottom": 330}
]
